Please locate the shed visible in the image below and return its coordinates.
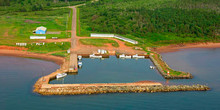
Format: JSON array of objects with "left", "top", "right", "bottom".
[{"left": 36, "top": 26, "right": 47, "bottom": 34}]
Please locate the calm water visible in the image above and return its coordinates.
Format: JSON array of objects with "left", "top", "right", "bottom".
[
  {"left": 1, "top": 48, "right": 220, "bottom": 110},
  {"left": 50, "top": 56, "right": 164, "bottom": 84}
]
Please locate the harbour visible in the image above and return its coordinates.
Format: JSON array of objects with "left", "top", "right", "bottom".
[{"left": 1, "top": 48, "right": 220, "bottom": 109}]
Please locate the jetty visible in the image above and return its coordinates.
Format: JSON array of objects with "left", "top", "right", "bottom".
[{"left": 68, "top": 53, "right": 78, "bottom": 72}]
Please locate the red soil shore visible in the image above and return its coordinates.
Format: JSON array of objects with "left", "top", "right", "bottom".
[
  {"left": 155, "top": 42, "right": 220, "bottom": 53},
  {"left": 0, "top": 49, "right": 65, "bottom": 65},
  {"left": 0, "top": 45, "right": 28, "bottom": 51}
]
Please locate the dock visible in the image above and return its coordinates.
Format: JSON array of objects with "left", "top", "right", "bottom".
[{"left": 68, "top": 53, "right": 78, "bottom": 73}]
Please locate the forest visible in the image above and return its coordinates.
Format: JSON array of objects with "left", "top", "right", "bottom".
[
  {"left": 0, "top": 0, "right": 90, "bottom": 12},
  {"left": 79, "top": 0, "right": 220, "bottom": 46}
]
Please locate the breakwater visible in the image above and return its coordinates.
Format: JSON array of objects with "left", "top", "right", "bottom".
[
  {"left": 35, "top": 84, "right": 209, "bottom": 95},
  {"left": 149, "top": 53, "right": 193, "bottom": 79}
]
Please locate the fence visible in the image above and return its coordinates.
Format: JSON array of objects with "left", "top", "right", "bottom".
[{"left": 90, "top": 33, "right": 138, "bottom": 44}]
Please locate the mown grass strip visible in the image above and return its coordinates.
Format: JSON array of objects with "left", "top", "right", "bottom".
[
  {"left": 80, "top": 38, "right": 119, "bottom": 47},
  {"left": 76, "top": 7, "right": 80, "bottom": 36},
  {"left": 51, "top": 51, "right": 69, "bottom": 57},
  {"left": 26, "top": 42, "right": 70, "bottom": 53}
]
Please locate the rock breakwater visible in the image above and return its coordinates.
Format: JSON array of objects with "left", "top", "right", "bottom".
[{"left": 36, "top": 84, "right": 210, "bottom": 95}]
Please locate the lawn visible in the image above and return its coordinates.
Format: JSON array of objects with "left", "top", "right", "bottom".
[
  {"left": 26, "top": 42, "right": 70, "bottom": 54},
  {"left": 51, "top": 51, "right": 69, "bottom": 57},
  {"left": 79, "top": 38, "right": 119, "bottom": 47},
  {"left": 46, "top": 32, "right": 71, "bottom": 39},
  {"left": 0, "top": 8, "right": 72, "bottom": 46}
]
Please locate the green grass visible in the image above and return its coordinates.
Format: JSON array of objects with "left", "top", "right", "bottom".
[
  {"left": 76, "top": 7, "right": 92, "bottom": 37},
  {"left": 46, "top": 32, "right": 71, "bottom": 39},
  {"left": 26, "top": 42, "right": 70, "bottom": 53},
  {"left": 125, "top": 42, "right": 135, "bottom": 47},
  {"left": 51, "top": 51, "right": 69, "bottom": 57},
  {"left": 0, "top": 8, "right": 72, "bottom": 46},
  {"left": 76, "top": 7, "right": 81, "bottom": 36},
  {"left": 79, "top": 38, "right": 119, "bottom": 47},
  {"left": 68, "top": 8, "right": 73, "bottom": 30}
]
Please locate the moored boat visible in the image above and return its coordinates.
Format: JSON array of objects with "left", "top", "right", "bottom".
[
  {"left": 89, "top": 54, "right": 102, "bottom": 58},
  {"left": 78, "top": 55, "right": 82, "bottom": 60},
  {"left": 78, "top": 62, "right": 82, "bottom": 68},
  {"left": 132, "top": 54, "right": 145, "bottom": 59},
  {"left": 56, "top": 73, "right": 67, "bottom": 79},
  {"left": 150, "top": 66, "right": 155, "bottom": 69},
  {"left": 119, "top": 54, "right": 132, "bottom": 59}
]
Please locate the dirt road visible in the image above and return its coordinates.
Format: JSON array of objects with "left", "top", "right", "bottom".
[{"left": 70, "top": 6, "right": 77, "bottom": 51}]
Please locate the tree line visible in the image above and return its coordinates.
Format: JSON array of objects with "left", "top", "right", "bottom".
[{"left": 0, "top": 0, "right": 90, "bottom": 12}]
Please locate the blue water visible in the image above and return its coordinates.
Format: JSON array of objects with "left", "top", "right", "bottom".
[
  {"left": 1, "top": 48, "right": 220, "bottom": 110},
  {"left": 50, "top": 56, "right": 164, "bottom": 84}
]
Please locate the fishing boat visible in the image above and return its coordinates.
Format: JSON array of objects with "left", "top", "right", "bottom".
[
  {"left": 78, "top": 55, "right": 82, "bottom": 60},
  {"left": 150, "top": 66, "right": 155, "bottom": 69},
  {"left": 132, "top": 54, "right": 145, "bottom": 59},
  {"left": 78, "top": 61, "right": 82, "bottom": 68},
  {"left": 89, "top": 54, "right": 102, "bottom": 58},
  {"left": 56, "top": 73, "right": 67, "bottom": 79},
  {"left": 119, "top": 54, "right": 131, "bottom": 59}
]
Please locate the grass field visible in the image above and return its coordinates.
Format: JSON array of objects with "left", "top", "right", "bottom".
[
  {"left": 51, "top": 51, "right": 69, "bottom": 57},
  {"left": 26, "top": 42, "right": 70, "bottom": 53},
  {"left": 46, "top": 32, "right": 71, "bottom": 39},
  {"left": 80, "top": 38, "right": 119, "bottom": 47},
  {"left": 0, "top": 8, "right": 72, "bottom": 46}
]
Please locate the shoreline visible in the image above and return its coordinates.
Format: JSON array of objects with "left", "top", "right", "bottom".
[
  {"left": 0, "top": 49, "right": 65, "bottom": 65},
  {"left": 154, "top": 42, "right": 220, "bottom": 53},
  {"left": 1, "top": 42, "right": 220, "bottom": 62},
  {"left": 0, "top": 46, "right": 211, "bottom": 95}
]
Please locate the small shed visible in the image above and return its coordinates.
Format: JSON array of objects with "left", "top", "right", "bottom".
[{"left": 35, "top": 26, "right": 47, "bottom": 34}]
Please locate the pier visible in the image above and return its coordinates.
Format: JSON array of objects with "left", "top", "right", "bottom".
[
  {"left": 68, "top": 53, "right": 78, "bottom": 73},
  {"left": 68, "top": 6, "right": 78, "bottom": 73}
]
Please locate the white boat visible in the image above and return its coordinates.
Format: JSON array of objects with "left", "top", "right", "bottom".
[
  {"left": 89, "top": 54, "right": 102, "bottom": 58},
  {"left": 98, "top": 49, "right": 107, "bottom": 54},
  {"left": 78, "top": 55, "right": 82, "bottom": 60},
  {"left": 78, "top": 62, "right": 82, "bottom": 68},
  {"left": 56, "top": 73, "right": 67, "bottom": 79},
  {"left": 132, "top": 54, "right": 145, "bottom": 59},
  {"left": 119, "top": 54, "right": 131, "bottom": 59},
  {"left": 150, "top": 66, "right": 155, "bottom": 69}
]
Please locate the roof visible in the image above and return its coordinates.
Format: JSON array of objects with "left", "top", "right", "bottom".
[{"left": 36, "top": 26, "right": 47, "bottom": 31}]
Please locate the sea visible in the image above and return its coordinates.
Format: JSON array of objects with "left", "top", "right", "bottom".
[{"left": 0, "top": 48, "right": 220, "bottom": 110}]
